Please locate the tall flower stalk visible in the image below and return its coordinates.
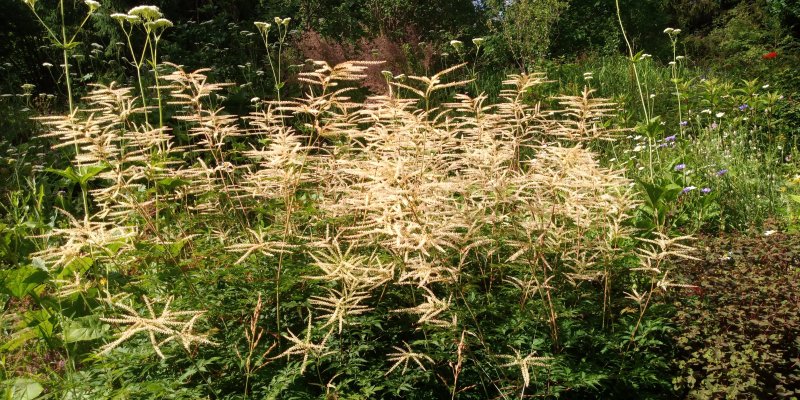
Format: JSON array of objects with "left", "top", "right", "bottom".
[
  {"left": 614, "top": 0, "right": 649, "bottom": 122},
  {"left": 111, "top": 6, "right": 172, "bottom": 128},
  {"left": 665, "top": 28, "right": 684, "bottom": 137},
  {"left": 22, "top": 0, "right": 100, "bottom": 114},
  {"left": 255, "top": 17, "right": 291, "bottom": 104}
]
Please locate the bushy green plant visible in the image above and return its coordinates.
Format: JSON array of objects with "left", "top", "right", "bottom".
[
  {"left": 672, "top": 233, "right": 800, "bottom": 399},
  {"left": 0, "top": 51, "right": 701, "bottom": 398}
]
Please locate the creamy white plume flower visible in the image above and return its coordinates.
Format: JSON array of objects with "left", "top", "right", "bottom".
[{"left": 471, "top": 37, "right": 484, "bottom": 46}]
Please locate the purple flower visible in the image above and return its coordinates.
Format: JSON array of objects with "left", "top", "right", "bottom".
[
  {"left": 701, "top": 187, "right": 711, "bottom": 194},
  {"left": 674, "top": 163, "right": 686, "bottom": 171},
  {"left": 682, "top": 186, "right": 697, "bottom": 194},
  {"left": 716, "top": 169, "right": 728, "bottom": 176},
  {"left": 680, "top": 121, "right": 688, "bottom": 126},
  {"left": 664, "top": 135, "right": 676, "bottom": 142},
  {"left": 711, "top": 122, "right": 719, "bottom": 129},
  {"left": 738, "top": 104, "right": 749, "bottom": 111}
]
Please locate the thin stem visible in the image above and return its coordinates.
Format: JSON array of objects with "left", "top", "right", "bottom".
[
  {"left": 615, "top": 0, "right": 649, "bottom": 121},
  {"left": 671, "top": 38, "right": 684, "bottom": 137},
  {"left": 121, "top": 24, "right": 150, "bottom": 125},
  {"left": 150, "top": 33, "right": 165, "bottom": 128},
  {"left": 59, "top": 0, "right": 74, "bottom": 115}
]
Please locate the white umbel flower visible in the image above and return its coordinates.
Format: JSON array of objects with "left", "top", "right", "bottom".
[
  {"left": 128, "top": 5, "right": 162, "bottom": 21},
  {"left": 83, "top": 0, "right": 100, "bottom": 12}
]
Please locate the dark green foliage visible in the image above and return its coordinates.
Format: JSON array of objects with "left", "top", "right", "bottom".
[{"left": 673, "top": 233, "right": 800, "bottom": 398}]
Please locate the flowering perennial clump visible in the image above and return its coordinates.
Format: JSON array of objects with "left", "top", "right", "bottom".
[{"left": 31, "top": 59, "right": 696, "bottom": 396}]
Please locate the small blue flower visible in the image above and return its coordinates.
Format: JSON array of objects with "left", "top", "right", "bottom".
[
  {"left": 682, "top": 186, "right": 697, "bottom": 194},
  {"left": 701, "top": 187, "right": 711, "bottom": 194},
  {"left": 664, "top": 135, "right": 676, "bottom": 142},
  {"left": 738, "top": 104, "right": 749, "bottom": 111},
  {"left": 680, "top": 121, "right": 688, "bottom": 126},
  {"left": 716, "top": 169, "right": 728, "bottom": 176},
  {"left": 674, "top": 164, "right": 686, "bottom": 171}
]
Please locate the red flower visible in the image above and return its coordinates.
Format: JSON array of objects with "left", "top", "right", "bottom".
[{"left": 762, "top": 51, "right": 778, "bottom": 60}]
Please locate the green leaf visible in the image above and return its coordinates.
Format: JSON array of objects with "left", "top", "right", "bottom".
[
  {"left": 22, "top": 310, "right": 55, "bottom": 340},
  {"left": 56, "top": 257, "right": 93, "bottom": 280},
  {"left": 62, "top": 41, "right": 81, "bottom": 51},
  {"left": 7, "top": 378, "right": 44, "bottom": 400},
  {"left": 45, "top": 166, "right": 80, "bottom": 184},
  {"left": 76, "top": 165, "right": 109, "bottom": 186},
  {"left": 168, "top": 238, "right": 189, "bottom": 258},
  {"left": 156, "top": 178, "right": 190, "bottom": 191},
  {"left": 63, "top": 315, "right": 108, "bottom": 343},
  {"left": 45, "top": 165, "right": 108, "bottom": 186},
  {"left": 0, "top": 265, "right": 48, "bottom": 299},
  {"left": 0, "top": 328, "right": 39, "bottom": 351}
]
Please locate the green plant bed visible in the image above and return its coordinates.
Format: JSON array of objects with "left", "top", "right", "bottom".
[{"left": 672, "top": 231, "right": 800, "bottom": 399}]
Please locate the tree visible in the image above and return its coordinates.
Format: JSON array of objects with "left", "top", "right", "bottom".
[{"left": 485, "top": 0, "right": 570, "bottom": 70}]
